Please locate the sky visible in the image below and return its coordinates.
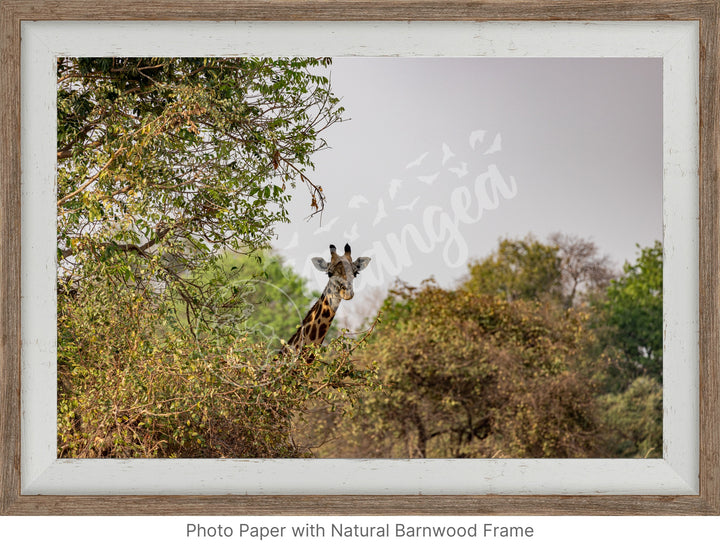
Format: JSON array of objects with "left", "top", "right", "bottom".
[{"left": 272, "top": 57, "right": 663, "bottom": 322}]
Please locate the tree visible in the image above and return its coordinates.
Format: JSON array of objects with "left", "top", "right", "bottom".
[
  {"left": 315, "top": 282, "right": 604, "bottom": 459},
  {"left": 549, "top": 232, "right": 616, "bottom": 308},
  {"left": 463, "top": 236, "right": 562, "bottom": 303},
  {"left": 57, "top": 57, "right": 343, "bottom": 326},
  {"left": 463, "top": 234, "right": 616, "bottom": 309},
  {"left": 601, "top": 241, "right": 663, "bottom": 380},
  {"left": 200, "top": 251, "right": 319, "bottom": 349}
]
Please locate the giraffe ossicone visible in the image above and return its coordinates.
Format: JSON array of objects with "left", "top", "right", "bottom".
[{"left": 283, "top": 243, "right": 371, "bottom": 356}]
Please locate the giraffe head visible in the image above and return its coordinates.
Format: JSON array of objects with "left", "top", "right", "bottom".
[{"left": 311, "top": 243, "right": 371, "bottom": 301}]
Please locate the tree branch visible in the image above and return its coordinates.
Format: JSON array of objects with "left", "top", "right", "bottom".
[{"left": 57, "top": 148, "right": 126, "bottom": 207}]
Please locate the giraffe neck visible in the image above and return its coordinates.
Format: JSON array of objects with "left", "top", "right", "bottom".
[{"left": 285, "top": 284, "right": 342, "bottom": 353}]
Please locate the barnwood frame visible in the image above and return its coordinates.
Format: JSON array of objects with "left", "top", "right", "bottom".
[{"left": 1, "top": 0, "right": 718, "bottom": 515}]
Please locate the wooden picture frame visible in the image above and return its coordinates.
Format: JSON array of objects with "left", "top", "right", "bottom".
[{"left": 1, "top": 0, "right": 718, "bottom": 516}]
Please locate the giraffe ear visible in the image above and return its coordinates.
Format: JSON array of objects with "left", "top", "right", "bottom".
[
  {"left": 311, "top": 257, "right": 330, "bottom": 272},
  {"left": 353, "top": 257, "right": 371, "bottom": 273}
]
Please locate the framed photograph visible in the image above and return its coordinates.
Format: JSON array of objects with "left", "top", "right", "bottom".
[{"left": 1, "top": 1, "right": 718, "bottom": 515}]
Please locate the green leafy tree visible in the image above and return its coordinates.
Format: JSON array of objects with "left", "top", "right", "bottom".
[
  {"left": 463, "top": 236, "right": 562, "bottom": 303},
  {"left": 57, "top": 57, "right": 342, "bottom": 325},
  {"left": 601, "top": 241, "right": 663, "bottom": 380},
  {"left": 585, "top": 241, "right": 663, "bottom": 458},
  {"left": 464, "top": 234, "right": 615, "bottom": 308},
  {"left": 200, "top": 252, "right": 319, "bottom": 349}
]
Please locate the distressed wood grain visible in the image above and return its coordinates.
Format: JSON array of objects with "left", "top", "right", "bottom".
[
  {"left": 3, "top": 493, "right": 720, "bottom": 516},
  {"left": 698, "top": 0, "right": 720, "bottom": 516},
  {"left": 0, "top": 0, "right": 22, "bottom": 518},
  {"left": 0, "top": 0, "right": 717, "bottom": 21},
  {"left": 1, "top": 0, "right": 718, "bottom": 516}
]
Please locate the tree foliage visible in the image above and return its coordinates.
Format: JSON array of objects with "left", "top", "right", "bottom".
[
  {"left": 549, "top": 232, "right": 615, "bottom": 308},
  {"left": 598, "top": 376, "right": 662, "bottom": 458},
  {"left": 58, "top": 260, "right": 376, "bottom": 458},
  {"left": 599, "top": 241, "right": 663, "bottom": 380},
  {"left": 463, "top": 234, "right": 616, "bottom": 308},
  {"left": 200, "top": 252, "right": 319, "bottom": 349},
  {"left": 312, "top": 282, "right": 603, "bottom": 459},
  {"left": 463, "top": 236, "right": 562, "bottom": 303},
  {"left": 57, "top": 57, "right": 342, "bottom": 326},
  {"left": 304, "top": 236, "right": 663, "bottom": 460}
]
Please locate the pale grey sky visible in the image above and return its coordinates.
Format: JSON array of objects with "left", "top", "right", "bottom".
[{"left": 273, "top": 57, "right": 663, "bottom": 306}]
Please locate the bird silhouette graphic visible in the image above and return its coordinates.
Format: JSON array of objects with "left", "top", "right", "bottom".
[{"left": 405, "top": 151, "right": 429, "bottom": 169}]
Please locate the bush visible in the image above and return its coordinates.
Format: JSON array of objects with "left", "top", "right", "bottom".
[
  {"left": 57, "top": 278, "right": 376, "bottom": 458},
  {"left": 306, "top": 282, "right": 604, "bottom": 458},
  {"left": 598, "top": 376, "right": 662, "bottom": 458}
]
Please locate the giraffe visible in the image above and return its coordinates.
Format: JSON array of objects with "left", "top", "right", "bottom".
[{"left": 283, "top": 243, "right": 371, "bottom": 357}]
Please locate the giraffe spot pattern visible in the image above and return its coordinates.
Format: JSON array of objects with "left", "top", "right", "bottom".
[{"left": 284, "top": 250, "right": 366, "bottom": 354}]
